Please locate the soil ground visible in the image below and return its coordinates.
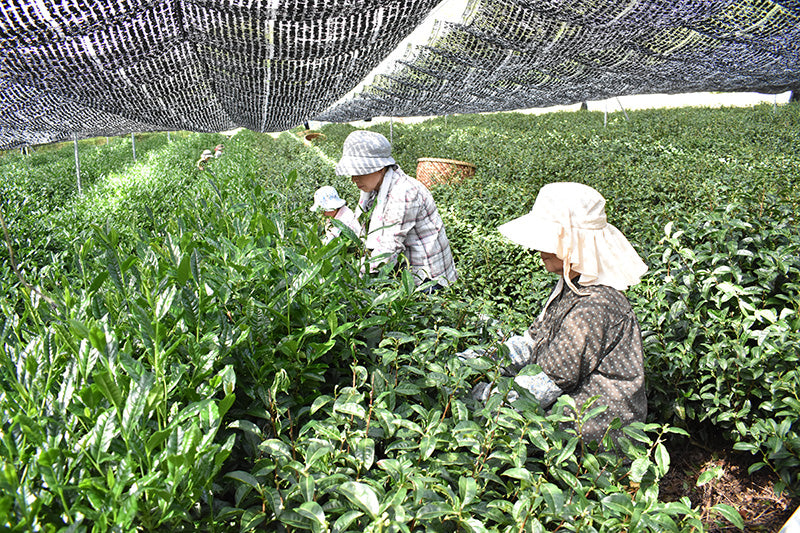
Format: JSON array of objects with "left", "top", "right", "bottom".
[{"left": 660, "top": 441, "right": 798, "bottom": 532}]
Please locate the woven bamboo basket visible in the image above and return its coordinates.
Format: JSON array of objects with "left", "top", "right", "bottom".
[
  {"left": 299, "top": 130, "right": 326, "bottom": 141},
  {"left": 416, "top": 157, "right": 476, "bottom": 188}
]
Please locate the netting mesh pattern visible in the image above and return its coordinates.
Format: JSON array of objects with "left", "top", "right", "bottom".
[
  {"left": 1, "top": 0, "right": 798, "bottom": 149},
  {"left": 1, "top": 0, "right": 441, "bottom": 148},
  {"left": 317, "top": 0, "right": 800, "bottom": 121}
]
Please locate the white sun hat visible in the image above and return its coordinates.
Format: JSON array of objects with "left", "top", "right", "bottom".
[
  {"left": 334, "top": 130, "right": 396, "bottom": 176},
  {"left": 497, "top": 182, "right": 648, "bottom": 291},
  {"left": 310, "top": 185, "right": 347, "bottom": 211}
]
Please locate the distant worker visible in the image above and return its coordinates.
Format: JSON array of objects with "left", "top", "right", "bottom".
[
  {"left": 197, "top": 149, "right": 214, "bottom": 170},
  {"left": 310, "top": 185, "right": 363, "bottom": 245},
  {"left": 214, "top": 144, "right": 224, "bottom": 158},
  {"left": 335, "top": 130, "right": 456, "bottom": 290}
]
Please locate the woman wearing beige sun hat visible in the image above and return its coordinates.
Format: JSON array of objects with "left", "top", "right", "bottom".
[{"left": 470, "top": 182, "right": 648, "bottom": 448}]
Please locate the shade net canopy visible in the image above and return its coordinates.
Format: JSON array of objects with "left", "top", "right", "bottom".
[{"left": 2, "top": 0, "right": 799, "bottom": 149}]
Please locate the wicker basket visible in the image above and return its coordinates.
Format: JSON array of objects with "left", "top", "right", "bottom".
[
  {"left": 416, "top": 157, "right": 476, "bottom": 188},
  {"left": 300, "top": 130, "right": 326, "bottom": 142}
]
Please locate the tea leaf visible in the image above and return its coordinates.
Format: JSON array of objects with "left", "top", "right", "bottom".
[
  {"left": 339, "top": 481, "right": 379, "bottom": 518},
  {"left": 122, "top": 372, "right": 154, "bottom": 436},
  {"left": 176, "top": 252, "right": 191, "bottom": 286},
  {"left": 297, "top": 501, "right": 327, "bottom": 529},
  {"left": 710, "top": 503, "right": 744, "bottom": 530}
]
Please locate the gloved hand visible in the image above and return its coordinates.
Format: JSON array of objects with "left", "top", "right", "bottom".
[
  {"left": 456, "top": 348, "right": 485, "bottom": 362},
  {"left": 471, "top": 381, "right": 493, "bottom": 402},
  {"left": 470, "top": 372, "right": 562, "bottom": 408},
  {"left": 503, "top": 331, "right": 536, "bottom": 369},
  {"left": 513, "top": 372, "right": 563, "bottom": 409}
]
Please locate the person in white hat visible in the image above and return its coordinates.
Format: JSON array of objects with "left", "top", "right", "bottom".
[
  {"left": 310, "top": 185, "right": 363, "bottom": 245},
  {"left": 335, "top": 130, "right": 457, "bottom": 289},
  {"left": 197, "top": 149, "right": 214, "bottom": 170},
  {"left": 470, "top": 182, "right": 648, "bottom": 447}
]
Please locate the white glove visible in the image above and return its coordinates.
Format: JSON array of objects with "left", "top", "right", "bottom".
[
  {"left": 471, "top": 381, "right": 493, "bottom": 401},
  {"left": 471, "top": 372, "right": 562, "bottom": 408},
  {"left": 503, "top": 331, "right": 536, "bottom": 368},
  {"left": 513, "top": 373, "right": 563, "bottom": 408},
  {"left": 456, "top": 348, "right": 485, "bottom": 362}
]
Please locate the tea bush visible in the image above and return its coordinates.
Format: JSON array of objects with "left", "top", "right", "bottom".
[
  {"left": 634, "top": 198, "right": 800, "bottom": 493},
  {"left": 1, "top": 103, "right": 798, "bottom": 531}
]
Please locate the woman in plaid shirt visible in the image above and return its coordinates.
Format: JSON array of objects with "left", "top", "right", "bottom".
[{"left": 335, "top": 130, "right": 457, "bottom": 289}]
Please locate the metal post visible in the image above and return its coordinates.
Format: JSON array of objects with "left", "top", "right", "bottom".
[
  {"left": 604, "top": 101, "right": 608, "bottom": 128},
  {"left": 131, "top": 132, "right": 137, "bottom": 161},
  {"left": 167, "top": 132, "right": 171, "bottom": 142},
  {"left": 616, "top": 97, "right": 630, "bottom": 121},
  {"left": 389, "top": 117, "right": 394, "bottom": 144},
  {"left": 73, "top": 135, "right": 82, "bottom": 195}
]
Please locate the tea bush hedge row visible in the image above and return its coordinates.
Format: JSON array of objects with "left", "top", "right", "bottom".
[
  {"left": 0, "top": 104, "right": 797, "bottom": 531},
  {"left": 313, "top": 105, "right": 800, "bottom": 490}
]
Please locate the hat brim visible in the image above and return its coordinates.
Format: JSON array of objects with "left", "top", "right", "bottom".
[
  {"left": 498, "top": 212, "right": 561, "bottom": 254},
  {"left": 310, "top": 198, "right": 346, "bottom": 211},
  {"left": 335, "top": 155, "right": 396, "bottom": 176}
]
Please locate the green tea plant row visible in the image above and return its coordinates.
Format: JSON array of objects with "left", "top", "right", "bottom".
[
  {"left": 1, "top": 104, "right": 797, "bottom": 531},
  {"left": 0, "top": 130, "right": 705, "bottom": 532},
  {"left": 313, "top": 105, "right": 800, "bottom": 493}
]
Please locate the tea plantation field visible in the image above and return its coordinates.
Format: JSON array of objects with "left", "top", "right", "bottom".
[{"left": 0, "top": 104, "right": 798, "bottom": 531}]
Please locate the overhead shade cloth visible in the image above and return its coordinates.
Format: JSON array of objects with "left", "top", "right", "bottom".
[{"left": 1, "top": 0, "right": 798, "bottom": 149}]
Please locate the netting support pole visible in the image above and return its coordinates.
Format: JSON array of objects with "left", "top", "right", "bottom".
[
  {"left": 390, "top": 117, "right": 394, "bottom": 144},
  {"left": 167, "top": 132, "right": 171, "bottom": 142},
  {"left": 604, "top": 101, "right": 608, "bottom": 128},
  {"left": 131, "top": 133, "right": 137, "bottom": 161},
  {"left": 616, "top": 98, "right": 629, "bottom": 121},
  {"left": 73, "top": 135, "right": 83, "bottom": 195}
]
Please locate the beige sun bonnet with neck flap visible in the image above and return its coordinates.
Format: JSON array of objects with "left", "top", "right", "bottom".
[{"left": 498, "top": 182, "right": 648, "bottom": 294}]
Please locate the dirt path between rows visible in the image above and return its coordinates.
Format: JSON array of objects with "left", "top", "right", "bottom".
[{"left": 660, "top": 441, "right": 797, "bottom": 531}]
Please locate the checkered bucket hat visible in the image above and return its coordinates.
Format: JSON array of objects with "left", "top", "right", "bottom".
[{"left": 335, "top": 130, "right": 396, "bottom": 176}]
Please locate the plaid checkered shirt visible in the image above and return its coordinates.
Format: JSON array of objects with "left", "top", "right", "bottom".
[{"left": 359, "top": 167, "right": 457, "bottom": 286}]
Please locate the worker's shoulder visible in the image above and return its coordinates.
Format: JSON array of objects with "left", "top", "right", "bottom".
[
  {"left": 574, "top": 284, "right": 633, "bottom": 313},
  {"left": 389, "top": 171, "right": 433, "bottom": 200}
]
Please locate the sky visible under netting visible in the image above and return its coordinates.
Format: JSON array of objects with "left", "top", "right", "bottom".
[{"left": 1, "top": 0, "right": 799, "bottom": 149}]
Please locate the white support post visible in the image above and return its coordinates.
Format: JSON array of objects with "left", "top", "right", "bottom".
[
  {"left": 390, "top": 117, "right": 394, "bottom": 144},
  {"left": 131, "top": 132, "right": 137, "bottom": 161},
  {"left": 73, "top": 135, "right": 83, "bottom": 195},
  {"left": 616, "top": 97, "right": 630, "bottom": 121}
]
